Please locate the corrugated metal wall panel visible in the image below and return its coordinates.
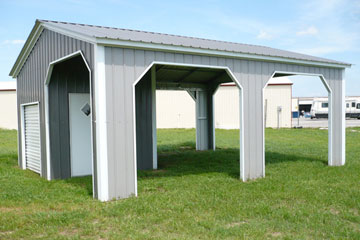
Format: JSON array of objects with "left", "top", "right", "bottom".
[
  {"left": 16, "top": 29, "right": 95, "bottom": 180},
  {"left": 104, "top": 46, "right": 345, "bottom": 199},
  {"left": 24, "top": 104, "right": 41, "bottom": 174},
  {"left": 135, "top": 71, "right": 153, "bottom": 170}
]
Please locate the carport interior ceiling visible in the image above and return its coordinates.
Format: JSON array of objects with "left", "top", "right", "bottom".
[{"left": 154, "top": 65, "right": 232, "bottom": 90}]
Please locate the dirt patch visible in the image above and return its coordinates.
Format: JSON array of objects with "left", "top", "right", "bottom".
[
  {"left": 179, "top": 146, "right": 193, "bottom": 150},
  {"left": 0, "top": 206, "right": 22, "bottom": 213},
  {"left": 270, "top": 232, "right": 282, "bottom": 237},
  {"left": 350, "top": 221, "right": 360, "bottom": 232},
  {"left": 0, "top": 231, "right": 14, "bottom": 236},
  {"left": 157, "top": 186, "right": 166, "bottom": 192},
  {"left": 330, "top": 208, "right": 340, "bottom": 215},
  {"left": 350, "top": 208, "right": 359, "bottom": 216},
  {"left": 59, "top": 228, "right": 78, "bottom": 236},
  {"left": 225, "top": 221, "right": 246, "bottom": 228}
]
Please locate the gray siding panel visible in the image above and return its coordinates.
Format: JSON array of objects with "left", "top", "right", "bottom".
[
  {"left": 16, "top": 29, "right": 95, "bottom": 181},
  {"left": 104, "top": 46, "right": 345, "bottom": 199},
  {"left": 135, "top": 71, "right": 153, "bottom": 170}
]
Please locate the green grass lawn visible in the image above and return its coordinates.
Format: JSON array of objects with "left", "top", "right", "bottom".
[{"left": 0, "top": 128, "right": 359, "bottom": 239}]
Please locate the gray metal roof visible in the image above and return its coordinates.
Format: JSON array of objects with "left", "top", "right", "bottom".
[{"left": 39, "top": 19, "right": 350, "bottom": 66}]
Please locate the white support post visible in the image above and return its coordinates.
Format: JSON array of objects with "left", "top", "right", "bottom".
[
  {"left": 151, "top": 66, "right": 158, "bottom": 169},
  {"left": 239, "top": 87, "right": 245, "bottom": 181},
  {"left": 94, "top": 45, "right": 109, "bottom": 201},
  {"left": 328, "top": 70, "right": 346, "bottom": 166},
  {"left": 341, "top": 70, "right": 346, "bottom": 165},
  {"left": 195, "top": 89, "right": 214, "bottom": 150}
]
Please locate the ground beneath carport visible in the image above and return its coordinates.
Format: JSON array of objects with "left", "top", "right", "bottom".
[{"left": 0, "top": 128, "right": 359, "bottom": 239}]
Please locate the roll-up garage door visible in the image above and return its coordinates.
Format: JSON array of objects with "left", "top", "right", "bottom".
[{"left": 24, "top": 104, "right": 41, "bottom": 174}]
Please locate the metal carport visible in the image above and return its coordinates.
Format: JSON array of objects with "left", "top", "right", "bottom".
[{"left": 10, "top": 20, "right": 351, "bottom": 201}]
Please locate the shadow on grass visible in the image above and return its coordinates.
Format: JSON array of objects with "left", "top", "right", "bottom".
[
  {"left": 138, "top": 141, "right": 327, "bottom": 180},
  {"left": 265, "top": 151, "right": 327, "bottom": 166},
  {"left": 62, "top": 141, "right": 327, "bottom": 195},
  {"left": 64, "top": 175, "right": 93, "bottom": 196}
]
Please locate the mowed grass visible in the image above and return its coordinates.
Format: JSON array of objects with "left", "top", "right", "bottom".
[{"left": 0, "top": 128, "right": 360, "bottom": 239}]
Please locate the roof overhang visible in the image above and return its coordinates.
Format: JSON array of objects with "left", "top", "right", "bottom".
[
  {"left": 96, "top": 38, "right": 351, "bottom": 69},
  {"left": 9, "top": 20, "right": 352, "bottom": 78}
]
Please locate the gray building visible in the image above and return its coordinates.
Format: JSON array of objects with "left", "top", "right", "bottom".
[{"left": 10, "top": 20, "right": 350, "bottom": 201}]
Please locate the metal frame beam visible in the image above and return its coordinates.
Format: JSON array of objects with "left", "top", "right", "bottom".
[
  {"left": 156, "top": 82, "right": 207, "bottom": 90},
  {"left": 174, "top": 68, "right": 199, "bottom": 83}
]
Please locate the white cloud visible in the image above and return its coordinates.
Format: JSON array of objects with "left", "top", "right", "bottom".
[
  {"left": 257, "top": 30, "right": 273, "bottom": 40},
  {"left": 2, "top": 39, "right": 25, "bottom": 45},
  {"left": 296, "top": 26, "right": 318, "bottom": 36}
]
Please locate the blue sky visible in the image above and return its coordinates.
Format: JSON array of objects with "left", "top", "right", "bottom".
[{"left": 0, "top": 0, "right": 359, "bottom": 96}]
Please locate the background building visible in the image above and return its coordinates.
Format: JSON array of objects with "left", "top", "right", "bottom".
[
  {"left": 0, "top": 81, "right": 17, "bottom": 130},
  {"left": 157, "top": 77, "right": 293, "bottom": 129},
  {"left": 263, "top": 77, "right": 293, "bottom": 128}
]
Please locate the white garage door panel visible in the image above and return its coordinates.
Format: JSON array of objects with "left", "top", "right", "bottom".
[{"left": 24, "top": 104, "right": 41, "bottom": 174}]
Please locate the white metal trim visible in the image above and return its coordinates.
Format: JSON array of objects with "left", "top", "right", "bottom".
[
  {"left": 44, "top": 50, "right": 93, "bottom": 181},
  {"left": 132, "top": 61, "right": 245, "bottom": 185},
  {"left": 16, "top": 78, "right": 21, "bottom": 169},
  {"left": 341, "top": 69, "right": 346, "bottom": 165},
  {"left": 44, "top": 85, "right": 51, "bottom": 180},
  {"left": 21, "top": 101, "right": 40, "bottom": 107},
  {"left": 212, "top": 93, "right": 216, "bottom": 151},
  {"left": 239, "top": 87, "right": 245, "bottom": 180},
  {"left": 88, "top": 54, "right": 95, "bottom": 198},
  {"left": 151, "top": 66, "right": 158, "bottom": 169},
  {"left": 20, "top": 104, "right": 26, "bottom": 170},
  {"left": 328, "top": 87, "right": 333, "bottom": 166},
  {"left": 263, "top": 71, "right": 333, "bottom": 169},
  {"left": 94, "top": 45, "right": 109, "bottom": 201},
  {"left": 20, "top": 101, "right": 41, "bottom": 175},
  {"left": 44, "top": 50, "right": 89, "bottom": 85}
]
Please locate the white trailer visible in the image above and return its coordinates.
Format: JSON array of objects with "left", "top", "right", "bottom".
[
  {"left": 310, "top": 98, "right": 329, "bottom": 118},
  {"left": 346, "top": 99, "right": 360, "bottom": 118},
  {"left": 311, "top": 97, "right": 360, "bottom": 119}
]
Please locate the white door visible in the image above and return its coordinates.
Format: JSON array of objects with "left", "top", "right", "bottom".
[
  {"left": 24, "top": 104, "right": 41, "bottom": 174},
  {"left": 69, "top": 93, "right": 92, "bottom": 177}
]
